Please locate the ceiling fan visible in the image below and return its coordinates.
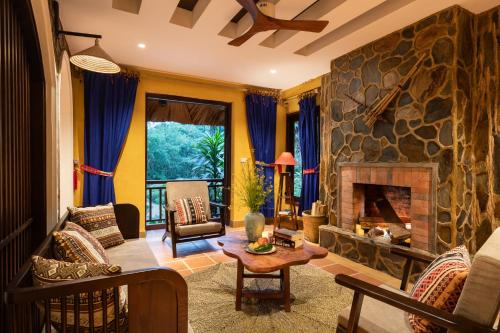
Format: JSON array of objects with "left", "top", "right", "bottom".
[{"left": 229, "top": 0, "right": 329, "bottom": 46}]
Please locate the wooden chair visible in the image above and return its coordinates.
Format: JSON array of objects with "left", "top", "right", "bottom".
[
  {"left": 161, "top": 181, "right": 227, "bottom": 258},
  {"left": 335, "top": 228, "right": 500, "bottom": 333}
]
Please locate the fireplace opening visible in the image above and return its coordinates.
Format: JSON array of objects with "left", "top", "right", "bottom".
[{"left": 353, "top": 183, "right": 412, "bottom": 246}]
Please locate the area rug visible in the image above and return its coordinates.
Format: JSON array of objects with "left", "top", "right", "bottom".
[{"left": 185, "top": 262, "right": 354, "bottom": 333}]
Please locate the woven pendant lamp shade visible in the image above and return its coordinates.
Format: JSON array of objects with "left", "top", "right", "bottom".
[{"left": 70, "top": 39, "right": 120, "bottom": 74}]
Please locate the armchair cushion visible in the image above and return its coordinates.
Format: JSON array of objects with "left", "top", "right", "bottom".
[
  {"left": 166, "top": 181, "right": 212, "bottom": 220},
  {"left": 68, "top": 204, "right": 125, "bottom": 248},
  {"left": 174, "top": 196, "right": 208, "bottom": 225},
  {"left": 454, "top": 227, "right": 500, "bottom": 327},
  {"left": 338, "top": 286, "right": 413, "bottom": 333},
  {"left": 175, "top": 222, "right": 222, "bottom": 237},
  {"left": 408, "top": 246, "right": 471, "bottom": 333}
]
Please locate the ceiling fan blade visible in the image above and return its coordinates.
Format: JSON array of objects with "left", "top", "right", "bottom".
[
  {"left": 235, "top": 0, "right": 260, "bottom": 19},
  {"left": 269, "top": 17, "right": 329, "bottom": 33},
  {"left": 228, "top": 29, "right": 258, "bottom": 46},
  {"left": 112, "top": 0, "right": 142, "bottom": 14}
]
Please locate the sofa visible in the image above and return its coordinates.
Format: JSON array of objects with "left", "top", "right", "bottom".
[{"left": 6, "top": 204, "right": 191, "bottom": 333}]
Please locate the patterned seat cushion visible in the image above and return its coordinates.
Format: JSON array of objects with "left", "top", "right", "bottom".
[
  {"left": 53, "top": 222, "right": 110, "bottom": 264},
  {"left": 408, "top": 246, "right": 471, "bottom": 333},
  {"left": 68, "top": 204, "right": 124, "bottom": 249},
  {"left": 174, "top": 196, "right": 208, "bottom": 225},
  {"left": 31, "top": 256, "right": 127, "bottom": 331}
]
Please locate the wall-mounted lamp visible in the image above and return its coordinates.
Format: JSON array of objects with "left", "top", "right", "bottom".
[{"left": 53, "top": 1, "right": 120, "bottom": 74}]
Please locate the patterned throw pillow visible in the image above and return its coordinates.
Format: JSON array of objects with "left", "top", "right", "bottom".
[
  {"left": 68, "top": 204, "right": 124, "bottom": 249},
  {"left": 174, "top": 196, "right": 208, "bottom": 225},
  {"left": 55, "top": 222, "right": 109, "bottom": 263},
  {"left": 32, "top": 256, "right": 127, "bottom": 331},
  {"left": 408, "top": 246, "right": 471, "bottom": 333},
  {"left": 53, "top": 222, "right": 109, "bottom": 264}
]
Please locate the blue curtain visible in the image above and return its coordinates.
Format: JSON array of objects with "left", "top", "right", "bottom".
[
  {"left": 83, "top": 72, "right": 139, "bottom": 206},
  {"left": 245, "top": 94, "right": 277, "bottom": 218},
  {"left": 299, "top": 95, "right": 320, "bottom": 214}
]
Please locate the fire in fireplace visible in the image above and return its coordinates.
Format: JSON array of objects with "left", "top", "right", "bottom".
[{"left": 353, "top": 183, "right": 412, "bottom": 245}]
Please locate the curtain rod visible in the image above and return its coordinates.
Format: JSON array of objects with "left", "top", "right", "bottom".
[{"left": 283, "top": 87, "right": 321, "bottom": 103}]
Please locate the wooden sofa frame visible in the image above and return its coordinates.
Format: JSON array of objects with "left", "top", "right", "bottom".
[
  {"left": 6, "top": 204, "right": 188, "bottom": 333},
  {"left": 163, "top": 201, "right": 228, "bottom": 258},
  {"left": 335, "top": 247, "right": 498, "bottom": 333}
]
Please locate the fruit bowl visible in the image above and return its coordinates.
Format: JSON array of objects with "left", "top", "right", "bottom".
[{"left": 245, "top": 244, "right": 276, "bottom": 255}]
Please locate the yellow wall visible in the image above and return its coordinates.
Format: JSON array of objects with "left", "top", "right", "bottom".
[{"left": 73, "top": 69, "right": 286, "bottom": 233}]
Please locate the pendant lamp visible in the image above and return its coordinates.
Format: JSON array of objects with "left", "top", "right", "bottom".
[{"left": 70, "top": 39, "right": 120, "bottom": 74}]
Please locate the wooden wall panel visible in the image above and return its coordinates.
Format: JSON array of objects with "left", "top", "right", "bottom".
[{"left": 0, "top": 0, "right": 46, "bottom": 331}]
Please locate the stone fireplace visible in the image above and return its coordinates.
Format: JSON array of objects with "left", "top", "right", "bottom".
[
  {"left": 338, "top": 163, "right": 437, "bottom": 253},
  {"left": 317, "top": 6, "right": 500, "bottom": 279}
]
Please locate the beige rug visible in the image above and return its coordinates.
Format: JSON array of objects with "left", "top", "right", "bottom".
[{"left": 186, "top": 262, "right": 354, "bottom": 333}]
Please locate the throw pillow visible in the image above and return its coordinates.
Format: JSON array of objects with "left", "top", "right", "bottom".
[
  {"left": 408, "top": 246, "right": 471, "bottom": 333},
  {"left": 68, "top": 204, "right": 125, "bottom": 248},
  {"left": 173, "top": 196, "right": 208, "bottom": 225},
  {"left": 53, "top": 222, "right": 109, "bottom": 264},
  {"left": 31, "top": 256, "right": 127, "bottom": 331}
]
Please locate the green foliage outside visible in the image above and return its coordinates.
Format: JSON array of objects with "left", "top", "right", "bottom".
[
  {"left": 146, "top": 122, "right": 225, "bottom": 225},
  {"left": 237, "top": 163, "right": 273, "bottom": 213}
]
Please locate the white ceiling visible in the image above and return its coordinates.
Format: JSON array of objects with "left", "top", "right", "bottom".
[{"left": 59, "top": 0, "right": 500, "bottom": 89}]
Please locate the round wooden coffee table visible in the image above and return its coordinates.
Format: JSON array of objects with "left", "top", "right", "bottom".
[{"left": 217, "top": 232, "right": 328, "bottom": 312}]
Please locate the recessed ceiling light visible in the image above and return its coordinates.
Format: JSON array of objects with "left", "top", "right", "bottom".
[
  {"left": 270, "top": 69, "right": 277, "bottom": 74},
  {"left": 137, "top": 43, "right": 146, "bottom": 49}
]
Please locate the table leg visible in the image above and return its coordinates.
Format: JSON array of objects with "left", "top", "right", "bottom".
[
  {"left": 236, "top": 260, "right": 243, "bottom": 311},
  {"left": 283, "top": 267, "right": 290, "bottom": 312}
]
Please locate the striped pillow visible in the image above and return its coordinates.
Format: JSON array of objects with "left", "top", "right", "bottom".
[
  {"left": 174, "top": 196, "right": 208, "bottom": 225},
  {"left": 408, "top": 246, "right": 471, "bottom": 333},
  {"left": 68, "top": 204, "right": 124, "bottom": 248},
  {"left": 31, "top": 256, "right": 127, "bottom": 331},
  {"left": 53, "top": 222, "right": 109, "bottom": 264}
]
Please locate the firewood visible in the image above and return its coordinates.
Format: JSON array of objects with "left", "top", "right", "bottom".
[{"left": 389, "top": 224, "right": 411, "bottom": 242}]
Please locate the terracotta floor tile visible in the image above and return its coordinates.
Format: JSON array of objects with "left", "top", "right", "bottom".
[
  {"left": 309, "top": 258, "right": 336, "bottom": 268},
  {"left": 350, "top": 273, "right": 384, "bottom": 286},
  {"left": 162, "top": 260, "right": 189, "bottom": 271},
  {"left": 184, "top": 255, "right": 216, "bottom": 269},
  {"left": 177, "top": 269, "right": 192, "bottom": 277},
  {"left": 191, "top": 265, "right": 215, "bottom": 273},
  {"left": 208, "top": 253, "right": 236, "bottom": 263},
  {"left": 322, "top": 264, "right": 357, "bottom": 276}
]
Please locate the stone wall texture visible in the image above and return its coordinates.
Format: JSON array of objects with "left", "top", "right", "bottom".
[{"left": 320, "top": 5, "right": 500, "bottom": 255}]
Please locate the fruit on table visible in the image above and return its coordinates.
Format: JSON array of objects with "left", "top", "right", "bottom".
[
  {"left": 257, "top": 237, "right": 269, "bottom": 245},
  {"left": 248, "top": 241, "right": 273, "bottom": 252}
]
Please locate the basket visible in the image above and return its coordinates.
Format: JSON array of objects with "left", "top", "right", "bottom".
[{"left": 301, "top": 210, "right": 327, "bottom": 243}]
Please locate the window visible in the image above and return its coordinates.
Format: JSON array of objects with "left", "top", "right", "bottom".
[{"left": 286, "top": 114, "right": 302, "bottom": 200}]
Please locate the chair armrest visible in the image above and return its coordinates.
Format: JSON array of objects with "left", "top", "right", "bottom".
[
  {"left": 390, "top": 247, "right": 436, "bottom": 264},
  {"left": 335, "top": 274, "right": 495, "bottom": 333},
  {"left": 114, "top": 203, "right": 140, "bottom": 239}
]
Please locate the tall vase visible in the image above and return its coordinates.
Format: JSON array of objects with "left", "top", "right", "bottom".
[{"left": 244, "top": 212, "right": 265, "bottom": 242}]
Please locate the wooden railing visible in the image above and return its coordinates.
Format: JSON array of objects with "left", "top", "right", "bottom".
[{"left": 146, "top": 178, "right": 225, "bottom": 227}]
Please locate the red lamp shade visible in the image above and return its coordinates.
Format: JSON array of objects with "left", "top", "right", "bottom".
[{"left": 274, "top": 152, "right": 296, "bottom": 166}]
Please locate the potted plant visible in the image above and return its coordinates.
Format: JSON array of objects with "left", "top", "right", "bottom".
[{"left": 237, "top": 162, "right": 272, "bottom": 242}]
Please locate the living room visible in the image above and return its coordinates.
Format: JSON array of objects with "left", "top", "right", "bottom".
[{"left": 1, "top": 0, "right": 500, "bottom": 332}]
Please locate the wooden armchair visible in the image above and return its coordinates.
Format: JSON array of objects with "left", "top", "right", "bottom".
[
  {"left": 161, "top": 181, "right": 227, "bottom": 258},
  {"left": 335, "top": 228, "right": 500, "bottom": 333}
]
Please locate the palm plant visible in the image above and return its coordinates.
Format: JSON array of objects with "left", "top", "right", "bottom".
[{"left": 194, "top": 128, "right": 225, "bottom": 201}]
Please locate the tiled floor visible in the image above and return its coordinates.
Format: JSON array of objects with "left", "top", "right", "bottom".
[{"left": 146, "top": 226, "right": 401, "bottom": 289}]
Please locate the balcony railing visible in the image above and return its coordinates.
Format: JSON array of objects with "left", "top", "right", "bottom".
[{"left": 146, "top": 178, "right": 225, "bottom": 227}]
